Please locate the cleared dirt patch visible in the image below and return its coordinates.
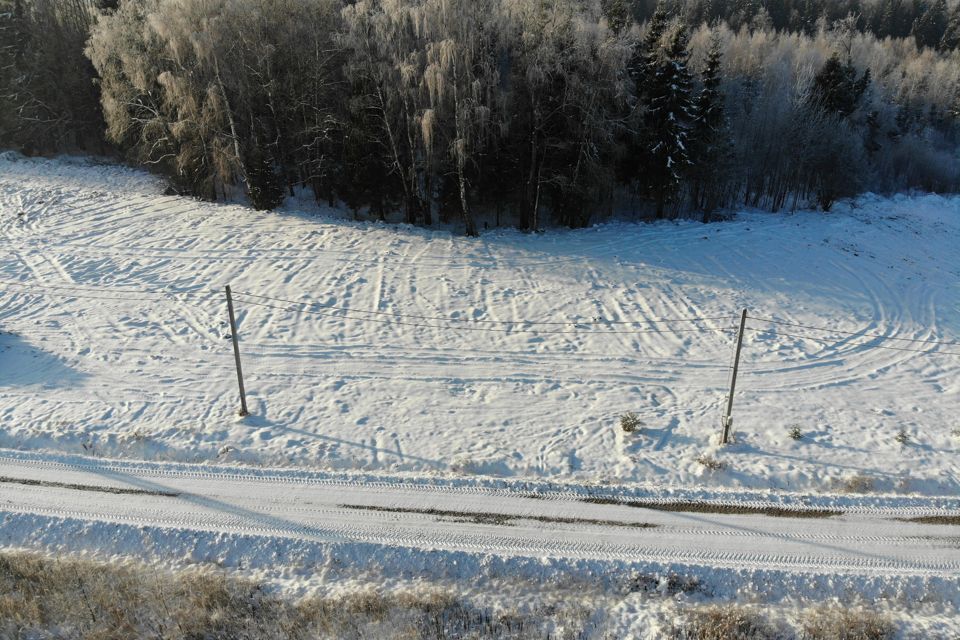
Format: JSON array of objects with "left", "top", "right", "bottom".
[
  {"left": 897, "top": 515, "right": 960, "bottom": 525},
  {"left": 0, "top": 475, "right": 178, "bottom": 497},
  {"left": 339, "top": 504, "right": 657, "bottom": 529},
  {"left": 582, "top": 498, "right": 842, "bottom": 519}
]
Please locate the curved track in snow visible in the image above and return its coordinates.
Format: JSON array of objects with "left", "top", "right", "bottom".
[{"left": 0, "top": 156, "right": 959, "bottom": 494}]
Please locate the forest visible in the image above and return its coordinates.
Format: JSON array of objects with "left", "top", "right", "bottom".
[{"left": 1, "top": 0, "right": 959, "bottom": 232}]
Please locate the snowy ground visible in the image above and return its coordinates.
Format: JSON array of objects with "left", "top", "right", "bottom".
[{"left": 1, "top": 152, "right": 959, "bottom": 496}]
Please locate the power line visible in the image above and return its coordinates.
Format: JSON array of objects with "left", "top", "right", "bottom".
[
  {"left": 0, "top": 278, "right": 216, "bottom": 300},
  {"left": 748, "top": 327, "right": 960, "bottom": 357},
  {"left": 2, "top": 288, "right": 168, "bottom": 303},
  {"left": 233, "top": 296, "right": 736, "bottom": 336},
  {"left": 748, "top": 314, "right": 960, "bottom": 348},
  {"left": 234, "top": 289, "right": 732, "bottom": 327}
]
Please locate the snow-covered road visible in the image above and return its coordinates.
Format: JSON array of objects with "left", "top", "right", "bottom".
[{"left": 0, "top": 450, "right": 957, "bottom": 578}]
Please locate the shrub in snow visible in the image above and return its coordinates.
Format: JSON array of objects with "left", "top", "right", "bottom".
[
  {"left": 620, "top": 412, "right": 643, "bottom": 434},
  {"left": 788, "top": 425, "right": 803, "bottom": 441}
]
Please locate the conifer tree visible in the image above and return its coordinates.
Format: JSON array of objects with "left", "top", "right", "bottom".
[
  {"left": 620, "top": 1, "right": 668, "bottom": 190},
  {"left": 912, "top": 0, "right": 949, "bottom": 50},
  {"left": 643, "top": 23, "right": 695, "bottom": 218},
  {"left": 636, "top": 1, "right": 670, "bottom": 89},
  {"left": 810, "top": 53, "right": 870, "bottom": 119},
  {"left": 940, "top": 3, "right": 960, "bottom": 50},
  {"left": 603, "top": 0, "right": 631, "bottom": 35},
  {"left": 689, "top": 32, "right": 732, "bottom": 219}
]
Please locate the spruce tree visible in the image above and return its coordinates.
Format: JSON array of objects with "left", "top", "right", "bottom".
[
  {"left": 603, "top": 0, "right": 631, "bottom": 35},
  {"left": 629, "top": 1, "right": 669, "bottom": 91},
  {"left": 620, "top": 1, "right": 669, "bottom": 188},
  {"left": 912, "top": 0, "right": 949, "bottom": 50},
  {"left": 643, "top": 24, "right": 695, "bottom": 218},
  {"left": 689, "top": 32, "right": 732, "bottom": 219},
  {"left": 810, "top": 54, "right": 870, "bottom": 119},
  {"left": 940, "top": 3, "right": 960, "bottom": 50}
]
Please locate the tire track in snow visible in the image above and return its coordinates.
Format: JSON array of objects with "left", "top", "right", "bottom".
[{"left": 1, "top": 459, "right": 957, "bottom": 576}]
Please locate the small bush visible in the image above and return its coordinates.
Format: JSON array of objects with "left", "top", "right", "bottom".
[
  {"left": 894, "top": 430, "right": 909, "bottom": 445},
  {"left": 620, "top": 412, "right": 643, "bottom": 434},
  {"left": 802, "top": 606, "right": 895, "bottom": 640},
  {"left": 696, "top": 455, "right": 724, "bottom": 471},
  {"left": 788, "top": 425, "right": 803, "bottom": 441}
]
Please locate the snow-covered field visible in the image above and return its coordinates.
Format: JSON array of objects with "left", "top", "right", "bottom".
[{"left": 1, "top": 152, "right": 959, "bottom": 495}]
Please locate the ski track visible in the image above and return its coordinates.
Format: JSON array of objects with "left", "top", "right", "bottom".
[{"left": 0, "top": 154, "right": 959, "bottom": 500}]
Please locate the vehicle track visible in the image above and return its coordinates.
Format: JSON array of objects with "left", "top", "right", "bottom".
[{"left": 1, "top": 453, "right": 957, "bottom": 576}]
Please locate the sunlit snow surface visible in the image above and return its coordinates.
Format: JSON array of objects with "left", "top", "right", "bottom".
[{"left": 0, "top": 152, "right": 958, "bottom": 495}]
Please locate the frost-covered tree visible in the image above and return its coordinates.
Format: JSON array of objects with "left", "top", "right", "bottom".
[{"left": 66, "top": 0, "right": 958, "bottom": 223}]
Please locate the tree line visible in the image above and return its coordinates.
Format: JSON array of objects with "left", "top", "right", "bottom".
[
  {"left": 2, "top": 0, "right": 959, "bottom": 233},
  {"left": 634, "top": 0, "right": 960, "bottom": 49}
]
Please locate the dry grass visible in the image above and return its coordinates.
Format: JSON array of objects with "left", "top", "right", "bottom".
[
  {"left": 836, "top": 474, "right": 876, "bottom": 494},
  {"left": 669, "top": 605, "right": 782, "bottom": 640},
  {"left": 670, "top": 604, "right": 897, "bottom": 640},
  {"left": 0, "top": 550, "right": 595, "bottom": 640},
  {"left": 696, "top": 455, "right": 725, "bottom": 471},
  {"left": 801, "top": 606, "right": 896, "bottom": 640}
]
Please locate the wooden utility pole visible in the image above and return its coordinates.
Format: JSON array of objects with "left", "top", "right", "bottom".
[
  {"left": 225, "top": 285, "right": 249, "bottom": 417},
  {"left": 721, "top": 309, "right": 748, "bottom": 444}
]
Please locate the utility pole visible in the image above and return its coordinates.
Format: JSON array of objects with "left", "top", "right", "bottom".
[
  {"left": 225, "top": 285, "right": 249, "bottom": 417},
  {"left": 721, "top": 309, "right": 748, "bottom": 444}
]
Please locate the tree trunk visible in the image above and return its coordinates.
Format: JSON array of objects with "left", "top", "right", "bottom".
[{"left": 212, "top": 54, "right": 246, "bottom": 188}]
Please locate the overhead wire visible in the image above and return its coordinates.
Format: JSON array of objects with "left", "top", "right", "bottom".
[
  {"left": 232, "top": 295, "right": 736, "bottom": 336},
  {"left": 0, "top": 278, "right": 216, "bottom": 300},
  {"left": 747, "top": 327, "right": 960, "bottom": 357},
  {"left": 2, "top": 288, "right": 172, "bottom": 303},
  {"left": 233, "top": 289, "right": 732, "bottom": 327},
  {"left": 748, "top": 314, "right": 960, "bottom": 348}
]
